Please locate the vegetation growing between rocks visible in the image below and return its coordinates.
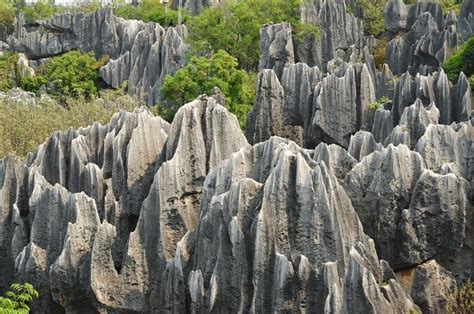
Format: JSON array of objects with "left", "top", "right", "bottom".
[
  {"left": 114, "top": 0, "right": 188, "bottom": 27},
  {"left": 447, "top": 281, "right": 474, "bottom": 314},
  {"left": 0, "top": 51, "right": 18, "bottom": 91},
  {"left": 0, "top": 89, "right": 139, "bottom": 158},
  {"left": 186, "top": 0, "right": 314, "bottom": 72},
  {"left": 22, "top": 51, "right": 106, "bottom": 99},
  {"left": 161, "top": 50, "right": 256, "bottom": 128},
  {"left": 0, "top": 0, "right": 15, "bottom": 35},
  {"left": 0, "top": 282, "right": 39, "bottom": 313},
  {"left": 443, "top": 36, "right": 474, "bottom": 84}
]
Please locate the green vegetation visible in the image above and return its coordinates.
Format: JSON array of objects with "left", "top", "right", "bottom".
[
  {"left": 0, "top": 0, "right": 16, "bottom": 34},
  {"left": 0, "top": 282, "right": 39, "bottom": 313},
  {"left": 21, "top": 0, "right": 59, "bottom": 23},
  {"left": 447, "top": 281, "right": 473, "bottom": 314},
  {"left": 373, "top": 39, "right": 387, "bottom": 70},
  {"left": 115, "top": 0, "right": 187, "bottom": 27},
  {"left": 22, "top": 51, "right": 104, "bottom": 99},
  {"left": 0, "top": 89, "right": 139, "bottom": 158},
  {"left": 443, "top": 37, "right": 474, "bottom": 83},
  {"left": 0, "top": 51, "right": 18, "bottom": 91},
  {"left": 356, "top": 0, "right": 385, "bottom": 36},
  {"left": 437, "top": 0, "right": 461, "bottom": 14},
  {"left": 187, "top": 0, "right": 316, "bottom": 72},
  {"left": 161, "top": 50, "right": 256, "bottom": 128},
  {"left": 368, "top": 96, "right": 390, "bottom": 110}
]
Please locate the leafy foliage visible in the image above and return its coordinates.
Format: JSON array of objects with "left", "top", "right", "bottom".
[
  {"left": 0, "top": 89, "right": 139, "bottom": 158},
  {"left": 447, "top": 281, "right": 474, "bottom": 314},
  {"left": 115, "top": 0, "right": 188, "bottom": 27},
  {"left": 187, "top": 0, "right": 315, "bottom": 72},
  {"left": 437, "top": 0, "right": 461, "bottom": 14},
  {"left": 0, "top": 51, "right": 18, "bottom": 91},
  {"left": 0, "top": 282, "right": 39, "bottom": 313},
  {"left": 21, "top": 0, "right": 58, "bottom": 23},
  {"left": 22, "top": 51, "right": 102, "bottom": 98},
  {"left": 373, "top": 39, "right": 387, "bottom": 69},
  {"left": 443, "top": 37, "right": 474, "bottom": 83},
  {"left": 0, "top": 0, "right": 15, "bottom": 33},
  {"left": 356, "top": 0, "right": 386, "bottom": 36},
  {"left": 161, "top": 50, "right": 256, "bottom": 128}
]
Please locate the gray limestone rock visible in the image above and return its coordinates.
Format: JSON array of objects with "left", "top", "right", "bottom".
[
  {"left": 385, "top": 99, "right": 439, "bottom": 148},
  {"left": 384, "top": 0, "right": 473, "bottom": 75},
  {"left": 245, "top": 69, "right": 287, "bottom": 145},
  {"left": 7, "top": 9, "right": 188, "bottom": 105},
  {"left": 314, "top": 142, "right": 357, "bottom": 179},
  {"left": 345, "top": 144, "right": 469, "bottom": 270},
  {"left": 258, "top": 23, "right": 295, "bottom": 79}
]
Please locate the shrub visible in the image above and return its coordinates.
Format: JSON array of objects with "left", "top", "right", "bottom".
[
  {"left": 0, "top": 282, "right": 39, "bottom": 313},
  {"left": 368, "top": 96, "right": 390, "bottom": 110},
  {"left": 22, "top": 51, "right": 102, "bottom": 99},
  {"left": 437, "top": 0, "right": 461, "bottom": 14},
  {"left": 187, "top": 0, "right": 315, "bottom": 72},
  {"left": 356, "top": 0, "right": 386, "bottom": 36},
  {"left": 447, "top": 281, "right": 474, "bottom": 314},
  {"left": 114, "top": 0, "right": 188, "bottom": 27},
  {"left": 0, "top": 51, "right": 19, "bottom": 91},
  {"left": 21, "top": 0, "right": 58, "bottom": 23},
  {"left": 161, "top": 50, "right": 256, "bottom": 128},
  {"left": 0, "top": 89, "right": 139, "bottom": 158},
  {"left": 374, "top": 39, "right": 387, "bottom": 70},
  {"left": 443, "top": 37, "right": 474, "bottom": 83},
  {"left": 0, "top": 0, "right": 15, "bottom": 36}
]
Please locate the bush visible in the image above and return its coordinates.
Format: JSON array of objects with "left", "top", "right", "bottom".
[
  {"left": 0, "top": 282, "right": 39, "bottom": 313},
  {"left": 368, "top": 96, "right": 390, "bottom": 110},
  {"left": 0, "top": 51, "right": 19, "bottom": 91},
  {"left": 373, "top": 39, "right": 387, "bottom": 70},
  {"left": 161, "top": 50, "right": 256, "bottom": 128},
  {"left": 0, "top": 0, "right": 15, "bottom": 34},
  {"left": 22, "top": 51, "right": 102, "bottom": 99},
  {"left": 0, "top": 89, "right": 139, "bottom": 158},
  {"left": 115, "top": 0, "right": 188, "bottom": 27},
  {"left": 187, "top": 0, "right": 315, "bottom": 72},
  {"left": 447, "top": 281, "right": 474, "bottom": 314},
  {"left": 443, "top": 37, "right": 474, "bottom": 83},
  {"left": 21, "top": 0, "right": 58, "bottom": 23},
  {"left": 356, "top": 0, "right": 386, "bottom": 36}
]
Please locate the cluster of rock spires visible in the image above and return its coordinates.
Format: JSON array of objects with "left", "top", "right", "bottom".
[
  {"left": 1, "top": 91, "right": 459, "bottom": 313},
  {"left": 6, "top": 8, "right": 187, "bottom": 105},
  {"left": 0, "top": 0, "right": 473, "bottom": 313}
]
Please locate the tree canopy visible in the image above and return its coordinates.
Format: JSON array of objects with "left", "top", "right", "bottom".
[{"left": 161, "top": 50, "right": 256, "bottom": 128}]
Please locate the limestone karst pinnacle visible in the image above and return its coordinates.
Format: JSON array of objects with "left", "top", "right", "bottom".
[{"left": 0, "top": 0, "right": 473, "bottom": 312}]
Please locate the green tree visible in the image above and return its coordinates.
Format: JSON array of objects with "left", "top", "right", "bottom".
[
  {"left": 23, "top": 51, "right": 102, "bottom": 98},
  {"left": 356, "top": 0, "right": 386, "bottom": 36},
  {"left": 443, "top": 37, "right": 474, "bottom": 83},
  {"left": 21, "top": 0, "right": 57, "bottom": 23},
  {"left": 0, "top": 282, "right": 39, "bottom": 313},
  {"left": 161, "top": 50, "right": 256, "bottom": 128},
  {"left": 187, "top": 0, "right": 313, "bottom": 71},
  {"left": 0, "top": 0, "right": 16, "bottom": 33}
]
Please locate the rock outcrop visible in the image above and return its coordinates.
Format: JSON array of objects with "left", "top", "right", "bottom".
[
  {"left": 7, "top": 9, "right": 187, "bottom": 105},
  {"left": 1, "top": 94, "right": 428, "bottom": 313},
  {"left": 384, "top": 0, "right": 474, "bottom": 75}
]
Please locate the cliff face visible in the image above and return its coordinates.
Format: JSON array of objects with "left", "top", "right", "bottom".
[{"left": 1, "top": 0, "right": 473, "bottom": 313}]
